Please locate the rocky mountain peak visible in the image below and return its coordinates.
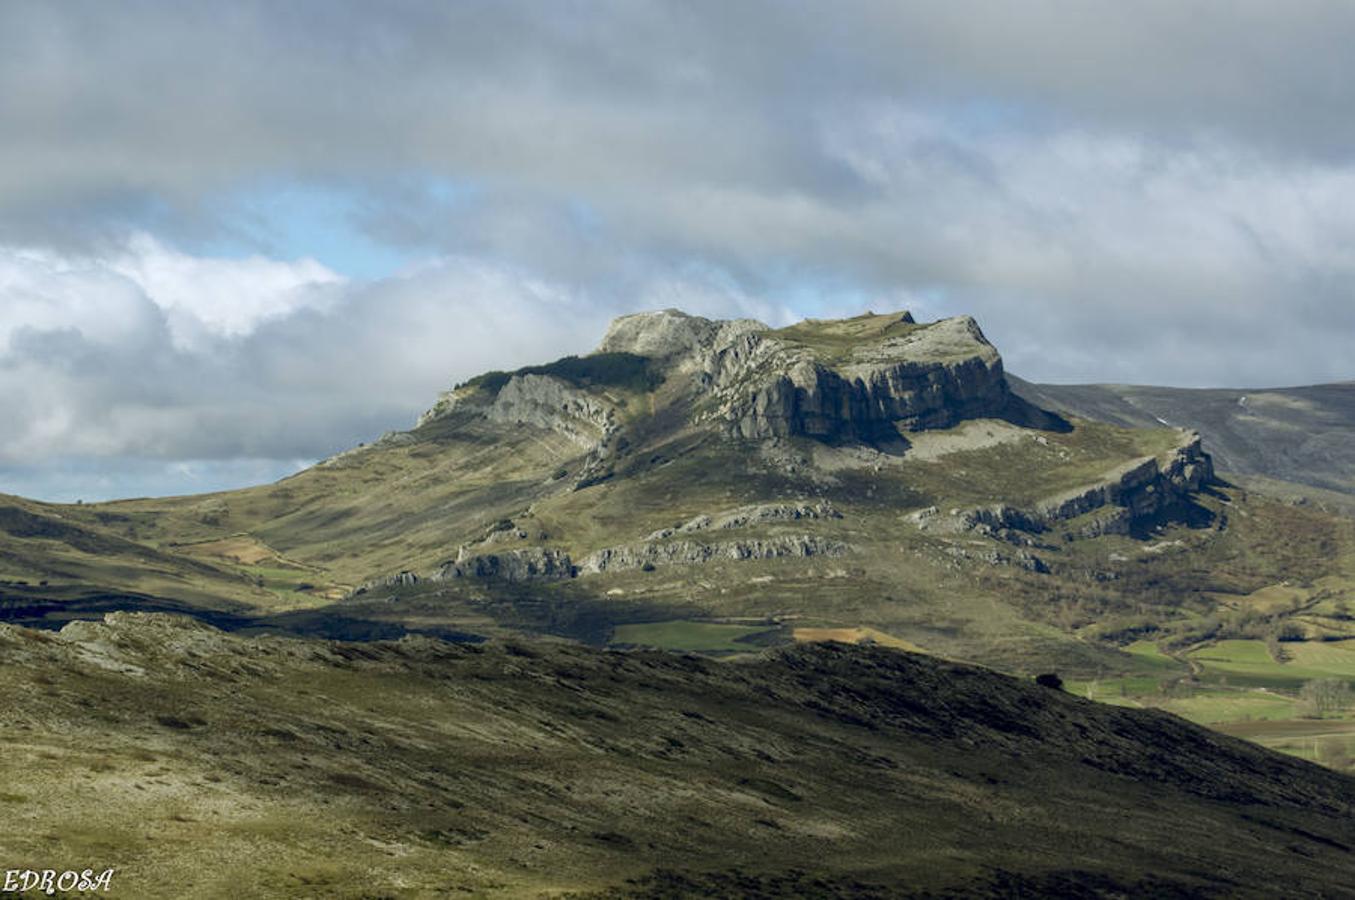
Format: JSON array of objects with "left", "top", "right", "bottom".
[
  {"left": 692, "top": 310, "right": 1032, "bottom": 440},
  {"left": 596, "top": 308, "right": 764, "bottom": 359},
  {"left": 418, "top": 308, "right": 1055, "bottom": 445}
]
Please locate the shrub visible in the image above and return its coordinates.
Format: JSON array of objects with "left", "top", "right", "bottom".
[
  {"left": 1299, "top": 679, "right": 1352, "bottom": 718},
  {"left": 458, "top": 352, "right": 664, "bottom": 398}
]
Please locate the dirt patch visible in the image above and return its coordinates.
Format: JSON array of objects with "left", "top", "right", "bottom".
[
  {"left": 902, "top": 419, "right": 1030, "bottom": 462},
  {"left": 793, "top": 626, "right": 927, "bottom": 654}
]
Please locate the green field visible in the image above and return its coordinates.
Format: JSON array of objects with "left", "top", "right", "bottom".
[
  {"left": 1069, "top": 636, "right": 1355, "bottom": 770},
  {"left": 1159, "top": 691, "right": 1299, "bottom": 724},
  {"left": 1190, "top": 639, "right": 1355, "bottom": 688}
]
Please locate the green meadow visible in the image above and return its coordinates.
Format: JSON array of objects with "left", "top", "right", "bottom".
[{"left": 1071, "top": 636, "right": 1355, "bottom": 770}]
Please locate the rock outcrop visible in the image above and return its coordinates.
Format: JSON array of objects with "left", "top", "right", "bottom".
[
  {"left": 912, "top": 433, "right": 1216, "bottom": 541},
  {"left": 485, "top": 374, "right": 619, "bottom": 449},
  {"left": 598, "top": 308, "right": 764, "bottom": 360},
  {"left": 347, "top": 569, "right": 420, "bottom": 597},
  {"left": 581, "top": 535, "right": 849, "bottom": 575},
  {"left": 433, "top": 547, "right": 576, "bottom": 583},
  {"left": 701, "top": 315, "right": 1022, "bottom": 441},
  {"left": 645, "top": 501, "right": 841, "bottom": 540}
]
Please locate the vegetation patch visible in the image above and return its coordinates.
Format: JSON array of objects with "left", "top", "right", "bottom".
[
  {"left": 462, "top": 351, "right": 665, "bottom": 396},
  {"left": 770, "top": 311, "right": 925, "bottom": 364}
]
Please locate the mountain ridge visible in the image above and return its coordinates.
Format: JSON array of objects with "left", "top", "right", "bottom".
[
  {"left": 3, "top": 307, "right": 1350, "bottom": 685},
  {"left": 6, "top": 308, "right": 1355, "bottom": 897}
]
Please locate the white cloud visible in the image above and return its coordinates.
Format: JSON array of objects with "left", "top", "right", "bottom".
[
  {"left": 0, "top": 247, "right": 163, "bottom": 350},
  {"left": 107, "top": 233, "right": 344, "bottom": 349},
  {"left": 0, "top": 233, "right": 812, "bottom": 501}
]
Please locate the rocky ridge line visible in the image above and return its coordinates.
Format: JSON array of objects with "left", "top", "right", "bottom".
[
  {"left": 909, "top": 432, "right": 1215, "bottom": 542},
  {"left": 417, "top": 308, "right": 1046, "bottom": 451}
]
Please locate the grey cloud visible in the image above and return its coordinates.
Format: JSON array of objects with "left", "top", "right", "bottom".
[
  {"left": 1, "top": 1, "right": 1355, "bottom": 501},
  {"left": 0, "top": 255, "right": 604, "bottom": 469},
  {"left": 0, "top": 238, "right": 803, "bottom": 488},
  {"left": 4, "top": 2, "right": 1353, "bottom": 197}
]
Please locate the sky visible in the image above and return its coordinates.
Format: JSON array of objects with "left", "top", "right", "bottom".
[{"left": 3, "top": 1, "right": 1354, "bottom": 501}]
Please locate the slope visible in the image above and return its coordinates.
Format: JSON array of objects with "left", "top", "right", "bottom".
[
  {"left": 3, "top": 612, "right": 1355, "bottom": 898},
  {"left": 1010, "top": 376, "right": 1355, "bottom": 504},
  {"left": 5, "top": 309, "right": 1353, "bottom": 685}
]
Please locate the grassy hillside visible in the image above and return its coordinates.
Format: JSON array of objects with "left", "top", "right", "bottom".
[
  {"left": 5, "top": 613, "right": 1355, "bottom": 898},
  {"left": 5, "top": 310, "right": 1355, "bottom": 777}
]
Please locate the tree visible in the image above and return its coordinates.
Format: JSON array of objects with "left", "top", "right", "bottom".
[
  {"left": 1034, "top": 673, "right": 1063, "bottom": 690},
  {"left": 1299, "top": 679, "right": 1352, "bottom": 718}
]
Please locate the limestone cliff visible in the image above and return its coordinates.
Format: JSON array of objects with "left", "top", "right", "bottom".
[
  {"left": 433, "top": 547, "right": 575, "bottom": 583},
  {"left": 419, "top": 308, "right": 1046, "bottom": 447},
  {"left": 580, "top": 534, "right": 849, "bottom": 575},
  {"left": 706, "top": 316, "right": 1019, "bottom": 440},
  {"left": 911, "top": 431, "right": 1216, "bottom": 541},
  {"left": 485, "top": 374, "right": 618, "bottom": 449}
]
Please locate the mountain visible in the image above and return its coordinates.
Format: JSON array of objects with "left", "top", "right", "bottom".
[
  {"left": 3, "top": 309, "right": 1352, "bottom": 680},
  {"left": 5, "top": 308, "right": 1355, "bottom": 897},
  {"left": 1010, "top": 376, "right": 1355, "bottom": 509},
  {"left": 4, "top": 611, "right": 1355, "bottom": 897}
]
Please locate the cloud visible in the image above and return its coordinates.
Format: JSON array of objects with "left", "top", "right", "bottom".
[
  {"left": 107, "top": 234, "right": 344, "bottom": 347},
  {"left": 0, "top": 240, "right": 602, "bottom": 467},
  {"left": 0, "top": 236, "right": 784, "bottom": 498},
  {"left": 1, "top": 2, "right": 1354, "bottom": 497}
]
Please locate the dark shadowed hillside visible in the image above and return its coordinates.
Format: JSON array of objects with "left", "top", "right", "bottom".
[{"left": 3, "top": 612, "right": 1355, "bottom": 898}]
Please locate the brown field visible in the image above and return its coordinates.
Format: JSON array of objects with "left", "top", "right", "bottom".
[{"left": 793, "top": 626, "right": 928, "bottom": 654}]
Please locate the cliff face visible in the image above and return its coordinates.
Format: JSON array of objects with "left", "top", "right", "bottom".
[
  {"left": 599, "top": 309, "right": 1031, "bottom": 442},
  {"left": 912, "top": 432, "right": 1216, "bottom": 541},
  {"left": 485, "top": 374, "right": 617, "bottom": 448},
  {"left": 417, "top": 309, "right": 1038, "bottom": 447},
  {"left": 711, "top": 315, "right": 1013, "bottom": 440},
  {"left": 720, "top": 346, "right": 1013, "bottom": 440}
]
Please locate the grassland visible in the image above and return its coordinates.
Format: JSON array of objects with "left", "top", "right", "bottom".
[
  {"left": 1067, "top": 630, "right": 1355, "bottom": 771},
  {"left": 6, "top": 613, "right": 1355, "bottom": 898},
  {"left": 769, "top": 311, "right": 925, "bottom": 364},
  {"left": 791, "top": 625, "right": 928, "bottom": 654},
  {"left": 10, "top": 402, "right": 1346, "bottom": 689}
]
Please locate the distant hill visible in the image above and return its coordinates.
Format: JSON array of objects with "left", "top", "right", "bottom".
[{"left": 1010, "top": 376, "right": 1355, "bottom": 505}]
